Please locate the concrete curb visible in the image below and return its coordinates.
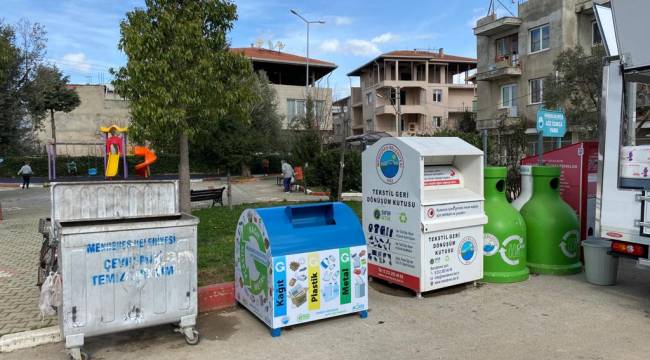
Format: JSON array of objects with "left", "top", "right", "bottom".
[
  {"left": 0, "top": 326, "right": 61, "bottom": 353},
  {"left": 0, "top": 282, "right": 237, "bottom": 352},
  {"left": 198, "top": 282, "right": 236, "bottom": 313}
]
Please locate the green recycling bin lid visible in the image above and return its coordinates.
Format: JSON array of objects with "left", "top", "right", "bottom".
[
  {"left": 484, "top": 166, "right": 507, "bottom": 178},
  {"left": 532, "top": 166, "right": 560, "bottom": 177}
]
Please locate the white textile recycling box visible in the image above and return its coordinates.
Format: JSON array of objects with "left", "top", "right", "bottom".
[
  {"left": 51, "top": 181, "right": 199, "bottom": 360},
  {"left": 362, "top": 137, "right": 486, "bottom": 296}
]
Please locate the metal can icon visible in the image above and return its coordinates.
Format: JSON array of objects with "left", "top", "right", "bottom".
[{"left": 320, "top": 258, "right": 330, "bottom": 269}]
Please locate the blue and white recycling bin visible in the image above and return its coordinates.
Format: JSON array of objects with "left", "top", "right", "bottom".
[{"left": 234, "top": 202, "right": 368, "bottom": 337}]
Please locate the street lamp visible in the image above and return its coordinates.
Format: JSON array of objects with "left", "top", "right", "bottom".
[{"left": 290, "top": 9, "right": 325, "bottom": 93}]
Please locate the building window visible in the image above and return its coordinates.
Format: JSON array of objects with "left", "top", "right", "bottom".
[
  {"left": 432, "top": 89, "right": 442, "bottom": 103},
  {"left": 366, "top": 92, "right": 373, "bottom": 105},
  {"left": 500, "top": 84, "right": 518, "bottom": 108},
  {"left": 496, "top": 34, "right": 518, "bottom": 60},
  {"left": 530, "top": 24, "right": 550, "bottom": 53},
  {"left": 529, "top": 78, "right": 544, "bottom": 104},
  {"left": 287, "top": 99, "right": 325, "bottom": 122},
  {"left": 432, "top": 116, "right": 442, "bottom": 128},
  {"left": 592, "top": 21, "right": 602, "bottom": 46}
]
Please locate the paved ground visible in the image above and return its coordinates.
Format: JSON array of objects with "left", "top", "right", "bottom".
[
  {"left": 0, "top": 188, "right": 56, "bottom": 336},
  {"left": 0, "top": 177, "right": 325, "bottom": 336},
  {"left": 5, "top": 259, "right": 650, "bottom": 360}
]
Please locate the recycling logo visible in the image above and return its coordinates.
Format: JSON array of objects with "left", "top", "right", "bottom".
[
  {"left": 239, "top": 218, "right": 269, "bottom": 296},
  {"left": 500, "top": 235, "right": 524, "bottom": 266},
  {"left": 559, "top": 230, "right": 579, "bottom": 259},
  {"left": 399, "top": 212, "right": 408, "bottom": 223}
]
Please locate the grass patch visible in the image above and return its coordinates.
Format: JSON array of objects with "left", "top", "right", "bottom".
[{"left": 194, "top": 200, "right": 362, "bottom": 286}]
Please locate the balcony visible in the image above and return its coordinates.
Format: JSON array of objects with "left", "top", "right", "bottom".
[
  {"left": 374, "top": 104, "right": 427, "bottom": 116},
  {"left": 474, "top": 14, "right": 522, "bottom": 37},
  {"left": 477, "top": 107, "right": 520, "bottom": 130},
  {"left": 351, "top": 87, "right": 362, "bottom": 107},
  {"left": 476, "top": 56, "right": 522, "bottom": 81}
]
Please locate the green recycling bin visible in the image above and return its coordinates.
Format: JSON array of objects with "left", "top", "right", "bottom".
[
  {"left": 521, "top": 166, "right": 581, "bottom": 275},
  {"left": 483, "top": 167, "right": 529, "bottom": 283}
]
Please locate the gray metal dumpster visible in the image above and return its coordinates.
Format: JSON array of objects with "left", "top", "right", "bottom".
[{"left": 50, "top": 181, "right": 199, "bottom": 360}]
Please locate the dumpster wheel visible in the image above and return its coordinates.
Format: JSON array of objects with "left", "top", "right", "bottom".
[
  {"left": 183, "top": 327, "right": 200, "bottom": 345},
  {"left": 69, "top": 348, "right": 90, "bottom": 360}
]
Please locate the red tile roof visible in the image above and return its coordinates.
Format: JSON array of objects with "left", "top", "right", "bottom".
[
  {"left": 347, "top": 50, "right": 476, "bottom": 76},
  {"left": 230, "top": 47, "right": 337, "bottom": 68},
  {"left": 383, "top": 50, "right": 476, "bottom": 62}
]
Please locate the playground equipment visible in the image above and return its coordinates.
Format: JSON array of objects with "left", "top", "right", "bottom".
[
  {"left": 99, "top": 125, "right": 128, "bottom": 178},
  {"left": 45, "top": 125, "right": 157, "bottom": 181},
  {"left": 134, "top": 146, "right": 157, "bottom": 178}
]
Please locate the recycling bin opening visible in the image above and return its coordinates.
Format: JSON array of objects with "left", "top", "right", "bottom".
[
  {"left": 235, "top": 202, "right": 368, "bottom": 337},
  {"left": 362, "top": 137, "right": 487, "bottom": 296}
]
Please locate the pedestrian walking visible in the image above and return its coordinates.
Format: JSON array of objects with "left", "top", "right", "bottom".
[
  {"left": 18, "top": 161, "right": 33, "bottom": 189},
  {"left": 281, "top": 160, "right": 294, "bottom": 193}
]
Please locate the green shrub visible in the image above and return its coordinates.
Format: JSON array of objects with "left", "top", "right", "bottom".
[{"left": 305, "top": 148, "right": 361, "bottom": 199}]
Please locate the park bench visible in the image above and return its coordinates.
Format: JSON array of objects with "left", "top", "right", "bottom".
[{"left": 190, "top": 187, "right": 225, "bottom": 207}]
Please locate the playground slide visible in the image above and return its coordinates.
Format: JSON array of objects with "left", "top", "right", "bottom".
[
  {"left": 105, "top": 153, "right": 120, "bottom": 177},
  {"left": 134, "top": 146, "right": 157, "bottom": 178}
]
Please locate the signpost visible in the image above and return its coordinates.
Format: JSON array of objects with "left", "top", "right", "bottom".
[{"left": 536, "top": 108, "right": 567, "bottom": 165}]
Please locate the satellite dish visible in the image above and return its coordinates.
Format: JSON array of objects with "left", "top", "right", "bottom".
[
  {"left": 276, "top": 41, "right": 285, "bottom": 51},
  {"left": 254, "top": 38, "right": 264, "bottom": 48}
]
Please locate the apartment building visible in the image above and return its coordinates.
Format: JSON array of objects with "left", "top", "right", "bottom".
[
  {"left": 473, "top": 0, "right": 608, "bottom": 147},
  {"left": 231, "top": 47, "right": 336, "bottom": 131},
  {"left": 346, "top": 50, "right": 477, "bottom": 136}
]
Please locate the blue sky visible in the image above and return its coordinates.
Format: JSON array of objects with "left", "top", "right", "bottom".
[{"left": 2, "top": 0, "right": 516, "bottom": 99}]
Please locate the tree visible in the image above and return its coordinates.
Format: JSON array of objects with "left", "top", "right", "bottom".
[
  {"left": 458, "top": 110, "right": 477, "bottom": 133},
  {"left": 112, "top": 0, "right": 254, "bottom": 212},
  {"left": 544, "top": 45, "right": 606, "bottom": 139},
  {"left": 0, "top": 19, "right": 47, "bottom": 155},
  {"left": 194, "top": 70, "right": 282, "bottom": 177},
  {"left": 27, "top": 65, "right": 80, "bottom": 148},
  {"left": 289, "top": 96, "right": 323, "bottom": 167}
]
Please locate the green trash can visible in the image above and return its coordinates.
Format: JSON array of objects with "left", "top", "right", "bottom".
[
  {"left": 521, "top": 166, "right": 582, "bottom": 275},
  {"left": 483, "top": 167, "right": 529, "bottom": 283}
]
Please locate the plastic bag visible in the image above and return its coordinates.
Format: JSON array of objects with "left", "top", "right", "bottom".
[{"left": 39, "top": 272, "right": 62, "bottom": 319}]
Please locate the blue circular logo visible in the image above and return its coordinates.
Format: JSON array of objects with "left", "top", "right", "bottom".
[
  {"left": 458, "top": 236, "right": 477, "bottom": 264},
  {"left": 375, "top": 144, "right": 404, "bottom": 184},
  {"left": 380, "top": 151, "right": 400, "bottom": 178}
]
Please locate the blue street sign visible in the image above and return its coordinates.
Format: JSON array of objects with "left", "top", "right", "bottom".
[{"left": 536, "top": 108, "right": 566, "bottom": 137}]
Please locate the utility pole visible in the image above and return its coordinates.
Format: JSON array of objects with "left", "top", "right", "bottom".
[
  {"left": 337, "top": 96, "right": 350, "bottom": 201},
  {"left": 396, "top": 86, "right": 402, "bottom": 136}
]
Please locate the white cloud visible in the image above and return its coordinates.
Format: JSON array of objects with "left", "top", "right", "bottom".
[
  {"left": 61, "top": 52, "right": 92, "bottom": 73},
  {"left": 334, "top": 16, "right": 352, "bottom": 25},
  {"left": 346, "top": 39, "right": 381, "bottom": 56},
  {"left": 371, "top": 32, "right": 400, "bottom": 44},
  {"left": 320, "top": 39, "right": 341, "bottom": 53}
]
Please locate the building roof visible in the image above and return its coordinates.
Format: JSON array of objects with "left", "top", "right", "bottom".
[
  {"left": 230, "top": 47, "right": 337, "bottom": 68},
  {"left": 347, "top": 50, "right": 477, "bottom": 76}
]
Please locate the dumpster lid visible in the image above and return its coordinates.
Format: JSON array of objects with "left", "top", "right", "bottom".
[
  {"left": 254, "top": 202, "right": 365, "bottom": 256},
  {"left": 50, "top": 180, "right": 179, "bottom": 222},
  {"left": 397, "top": 137, "right": 483, "bottom": 156}
]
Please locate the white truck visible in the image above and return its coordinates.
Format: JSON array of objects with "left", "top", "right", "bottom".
[{"left": 595, "top": 0, "right": 650, "bottom": 266}]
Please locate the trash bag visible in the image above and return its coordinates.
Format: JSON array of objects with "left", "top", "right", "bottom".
[{"left": 39, "top": 272, "right": 62, "bottom": 319}]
